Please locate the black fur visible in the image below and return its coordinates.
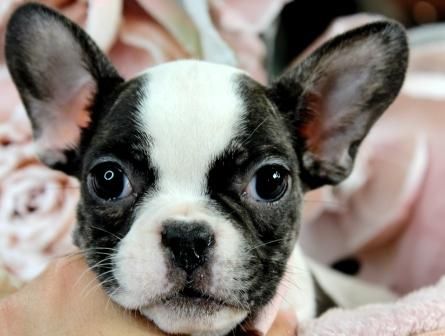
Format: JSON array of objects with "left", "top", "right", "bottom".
[
  {"left": 74, "top": 77, "right": 156, "bottom": 290},
  {"left": 206, "top": 75, "right": 303, "bottom": 313}
]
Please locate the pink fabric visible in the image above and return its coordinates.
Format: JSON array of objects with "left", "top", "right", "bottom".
[
  {"left": 299, "top": 275, "right": 445, "bottom": 336},
  {"left": 301, "top": 132, "right": 429, "bottom": 267}
]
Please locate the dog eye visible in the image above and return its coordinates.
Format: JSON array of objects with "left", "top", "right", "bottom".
[
  {"left": 88, "top": 162, "right": 132, "bottom": 201},
  {"left": 246, "top": 164, "right": 289, "bottom": 202}
]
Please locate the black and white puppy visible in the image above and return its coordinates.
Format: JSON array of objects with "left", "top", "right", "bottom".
[{"left": 5, "top": 4, "right": 408, "bottom": 336}]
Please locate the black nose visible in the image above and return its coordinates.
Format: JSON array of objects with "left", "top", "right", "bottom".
[{"left": 161, "top": 221, "right": 215, "bottom": 274}]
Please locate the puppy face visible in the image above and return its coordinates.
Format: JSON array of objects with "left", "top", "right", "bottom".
[
  {"left": 76, "top": 64, "right": 302, "bottom": 334},
  {"left": 5, "top": 4, "right": 408, "bottom": 336}
]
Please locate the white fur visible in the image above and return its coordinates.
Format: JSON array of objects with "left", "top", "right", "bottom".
[
  {"left": 282, "top": 245, "right": 317, "bottom": 319},
  {"left": 113, "top": 194, "right": 248, "bottom": 335},
  {"left": 145, "top": 300, "right": 246, "bottom": 336},
  {"left": 113, "top": 61, "right": 249, "bottom": 335},
  {"left": 139, "top": 60, "right": 245, "bottom": 195}
]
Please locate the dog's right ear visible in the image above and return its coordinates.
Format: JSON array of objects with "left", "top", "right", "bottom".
[{"left": 5, "top": 3, "right": 123, "bottom": 174}]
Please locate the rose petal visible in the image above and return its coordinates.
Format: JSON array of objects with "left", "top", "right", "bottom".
[
  {"left": 135, "top": 0, "right": 201, "bottom": 58},
  {"left": 0, "top": 164, "right": 78, "bottom": 280},
  {"left": 210, "top": 0, "right": 291, "bottom": 33},
  {"left": 85, "top": 0, "right": 122, "bottom": 52}
]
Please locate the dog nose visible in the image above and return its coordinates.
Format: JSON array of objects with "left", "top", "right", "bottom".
[{"left": 161, "top": 221, "right": 215, "bottom": 274}]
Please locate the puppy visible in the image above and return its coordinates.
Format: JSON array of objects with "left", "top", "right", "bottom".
[{"left": 5, "top": 3, "right": 408, "bottom": 336}]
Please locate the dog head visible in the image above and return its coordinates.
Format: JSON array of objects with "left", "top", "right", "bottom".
[{"left": 5, "top": 4, "right": 408, "bottom": 335}]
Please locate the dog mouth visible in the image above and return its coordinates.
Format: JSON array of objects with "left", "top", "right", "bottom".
[
  {"left": 159, "top": 287, "right": 231, "bottom": 311},
  {"left": 138, "top": 286, "right": 249, "bottom": 335}
]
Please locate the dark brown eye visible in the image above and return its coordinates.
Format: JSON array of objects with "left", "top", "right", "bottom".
[
  {"left": 88, "top": 162, "right": 132, "bottom": 201},
  {"left": 246, "top": 164, "right": 289, "bottom": 202}
]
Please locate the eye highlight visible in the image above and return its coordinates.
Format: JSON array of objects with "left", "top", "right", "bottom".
[
  {"left": 246, "top": 164, "right": 290, "bottom": 203},
  {"left": 88, "top": 161, "right": 132, "bottom": 201}
]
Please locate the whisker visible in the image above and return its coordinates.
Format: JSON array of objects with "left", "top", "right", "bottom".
[
  {"left": 82, "top": 278, "right": 116, "bottom": 302},
  {"left": 74, "top": 257, "right": 114, "bottom": 289},
  {"left": 105, "top": 285, "right": 121, "bottom": 314},
  {"left": 271, "top": 285, "right": 293, "bottom": 308},
  {"left": 89, "top": 225, "right": 123, "bottom": 241},
  {"left": 245, "top": 238, "right": 287, "bottom": 253},
  {"left": 239, "top": 117, "right": 270, "bottom": 146},
  {"left": 58, "top": 246, "right": 120, "bottom": 260},
  {"left": 80, "top": 269, "right": 116, "bottom": 300}
]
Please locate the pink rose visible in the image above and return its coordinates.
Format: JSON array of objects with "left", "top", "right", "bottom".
[{"left": 0, "top": 162, "right": 79, "bottom": 280}]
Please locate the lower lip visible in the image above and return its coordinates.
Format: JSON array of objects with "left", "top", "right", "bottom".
[{"left": 162, "top": 294, "right": 227, "bottom": 310}]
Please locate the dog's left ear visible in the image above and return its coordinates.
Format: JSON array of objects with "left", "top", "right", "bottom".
[{"left": 269, "top": 21, "right": 408, "bottom": 190}]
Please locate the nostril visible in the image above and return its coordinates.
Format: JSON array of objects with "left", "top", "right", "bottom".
[
  {"left": 163, "top": 232, "right": 181, "bottom": 249},
  {"left": 161, "top": 221, "right": 214, "bottom": 273}
]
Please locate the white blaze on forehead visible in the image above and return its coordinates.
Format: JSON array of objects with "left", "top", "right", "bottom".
[
  {"left": 113, "top": 62, "right": 250, "bottom": 331},
  {"left": 139, "top": 60, "right": 245, "bottom": 195}
]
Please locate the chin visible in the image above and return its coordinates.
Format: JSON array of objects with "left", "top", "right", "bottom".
[{"left": 141, "top": 302, "right": 248, "bottom": 336}]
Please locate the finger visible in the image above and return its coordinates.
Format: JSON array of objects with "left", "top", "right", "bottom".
[
  {"left": 3, "top": 255, "right": 164, "bottom": 336},
  {"left": 267, "top": 310, "right": 298, "bottom": 336},
  {"left": 46, "top": 255, "right": 162, "bottom": 336}
]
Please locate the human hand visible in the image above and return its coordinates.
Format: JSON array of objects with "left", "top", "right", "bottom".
[
  {"left": 0, "top": 255, "right": 163, "bottom": 335},
  {"left": 0, "top": 254, "right": 297, "bottom": 336}
]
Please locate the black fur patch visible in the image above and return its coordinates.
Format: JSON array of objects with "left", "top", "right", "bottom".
[
  {"left": 73, "top": 76, "right": 157, "bottom": 290},
  {"left": 206, "top": 74, "right": 303, "bottom": 314}
]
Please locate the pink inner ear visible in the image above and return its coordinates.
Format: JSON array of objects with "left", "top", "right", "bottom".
[
  {"left": 298, "top": 91, "right": 324, "bottom": 153},
  {"left": 34, "top": 80, "right": 94, "bottom": 165}
]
